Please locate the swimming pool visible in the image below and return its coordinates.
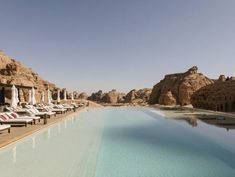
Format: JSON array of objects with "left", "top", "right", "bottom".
[{"left": 0, "top": 108, "right": 235, "bottom": 177}]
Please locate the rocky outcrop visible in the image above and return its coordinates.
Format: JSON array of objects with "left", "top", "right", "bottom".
[
  {"left": 149, "top": 66, "right": 214, "bottom": 106},
  {"left": 125, "top": 88, "right": 152, "bottom": 103},
  {"left": 102, "top": 89, "right": 125, "bottom": 104},
  {"left": 0, "top": 51, "right": 57, "bottom": 103},
  {"left": 78, "top": 92, "right": 88, "bottom": 100},
  {"left": 88, "top": 90, "right": 104, "bottom": 102},
  {"left": 191, "top": 76, "right": 235, "bottom": 112},
  {"left": 159, "top": 91, "right": 176, "bottom": 105},
  {"left": 88, "top": 89, "right": 125, "bottom": 103},
  {"left": 218, "top": 75, "right": 226, "bottom": 82}
]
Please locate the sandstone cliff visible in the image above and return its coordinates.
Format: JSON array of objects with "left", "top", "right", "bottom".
[
  {"left": 125, "top": 88, "right": 152, "bottom": 104},
  {"left": 88, "top": 90, "right": 104, "bottom": 102},
  {"left": 191, "top": 75, "right": 235, "bottom": 112},
  {"left": 78, "top": 92, "right": 88, "bottom": 100},
  {"left": 149, "top": 66, "right": 214, "bottom": 106},
  {"left": 0, "top": 51, "right": 57, "bottom": 103},
  {"left": 88, "top": 89, "right": 125, "bottom": 104},
  {"left": 102, "top": 89, "right": 125, "bottom": 103}
]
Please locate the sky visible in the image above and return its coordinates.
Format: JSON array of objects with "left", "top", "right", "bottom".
[{"left": 0, "top": 0, "right": 235, "bottom": 94}]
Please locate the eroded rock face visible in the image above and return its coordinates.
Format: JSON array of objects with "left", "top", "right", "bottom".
[
  {"left": 78, "top": 92, "right": 88, "bottom": 100},
  {"left": 102, "top": 90, "right": 125, "bottom": 104},
  {"left": 0, "top": 62, "right": 18, "bottom": 76},
  {"left": 73, "top": 91, "right": 78, "bottom": 99},
  {"left": 125, "top": 88, "right": 152, "bottom": 103},
  {"left": 149, "top": 66, "right": 214, "bottom": 105},
  {"left": 218, "top": 75, "right": 226, "bottom": 82},
  {"left": 191, "top": 76, "right": 235, "bottom": 112},
  {"left": 0, "top": 51, "right": 57, "bottom": 103},
  {"left": 88, "top": 90, "right": 104, "bottom": 102},
  {"left": 88, "top": 89, "right": 125, "bottom": 103},
  {"left": 102, "top": 90, "right": 118, "bottom": 103},
  {"left": 159, "top": 91, "right": 176, "bottom": 105}
]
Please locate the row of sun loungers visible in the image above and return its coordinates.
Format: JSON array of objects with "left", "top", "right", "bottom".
[{"left": 0, "top": 102, "right": 83, "bottom": 134}]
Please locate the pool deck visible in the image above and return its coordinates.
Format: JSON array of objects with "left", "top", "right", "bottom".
[
  {"left": 0, "top": 100, "right": 104, "bottom": 148},
  {"left": 0, "top": 107, "right": 88, "bottom": 148}
]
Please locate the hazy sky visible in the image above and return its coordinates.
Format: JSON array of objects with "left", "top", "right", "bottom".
[{"left": 0, "top": 0, "right": 235, "bottom": 93}]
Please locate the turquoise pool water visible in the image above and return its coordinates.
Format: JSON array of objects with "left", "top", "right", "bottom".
[{"left": 0, "top": 108, "right": 235, "bottom": 177}]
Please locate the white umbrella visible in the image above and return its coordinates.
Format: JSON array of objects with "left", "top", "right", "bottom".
[
  {"left": 15, "top": 87, "right": 19, "bottom": 104},
  {"left": 57, "top": 90, "right": 60, "bottom": 103},
  {"left": 41, "top": 91, "right": 45, "bottom": 103},
  {"left": 28, "top": 90, "right": 32, "bottom": 104},
  {"left": 31, "top": 87, "right": 36, "bottom": 105},
  {"left": 47, "top": 89, "right": 51, "bottom": 104},
  {"left": 64, "top": 90, "right": 67, "bottom": 101},
  {"left": 71, "top": 92, "right": 74, "bottom": 101},
  {"left": 50, "top": 91, "right": 53, "bottom": 102},
  {"left": 11, "top": 85, "right": 18, "bottom": 109}
]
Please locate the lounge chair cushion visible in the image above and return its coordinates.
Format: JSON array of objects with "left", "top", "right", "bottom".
[
  {"left": 5, "top": 113, "right": 15, "bottom": 119},
  {"left": 0, "top": 114, "right": 9, "bottom": 121},
  {"left": 11, "top": 112, "right": 19, "bottom": 118},
  {"left": 3, "top": 119, "right": 32, "bottom": 123}
]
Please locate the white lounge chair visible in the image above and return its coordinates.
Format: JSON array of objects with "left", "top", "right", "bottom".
[
  {"left": 0, "top": 125, "right": 11, "bottom": 133},
  {"left": 62, "top": 104, "right": 74, "bottom": 110},
  {"left": 5, "top": 112, "right": 41, "bottom": 124},
  {"left": 25, "top": 105, "right": 56, "bottom": 118},
  {"left": 0, "top": 113, "right": 33, "bottom": 127},
  {"left": 44, "top": 106, "right": 67, "bottom": 114}
]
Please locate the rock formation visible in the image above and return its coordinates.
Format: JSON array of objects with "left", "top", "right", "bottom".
[
  {"left": 191, "top": 76, "right": 235, "bottom": 112},
  {"left": 159, "top": 91, "right": 176, "bottom": 105},
  {"left": 88, "top": 90, "right": 104, "bottom": 102},
  {"left": 88, "top": 89, "right": 125, "bottom": 104},
  {"left": 102, "top": 89, "right": 125, "bottom": 104},
  {"left": 78, "top": 92, "right": 88, "bottom": 100},
  {"left": 149, "top": 66, "right": 214, "bottom": 105},
  {"left": 2, "top": 50, "right": 224, "bottom": 109},
  {"left": 0, "top": 51, "right": 57, "bottom": 103},
  {"left": 125, "top": 88, "right": 152, "bottom": 103}
]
